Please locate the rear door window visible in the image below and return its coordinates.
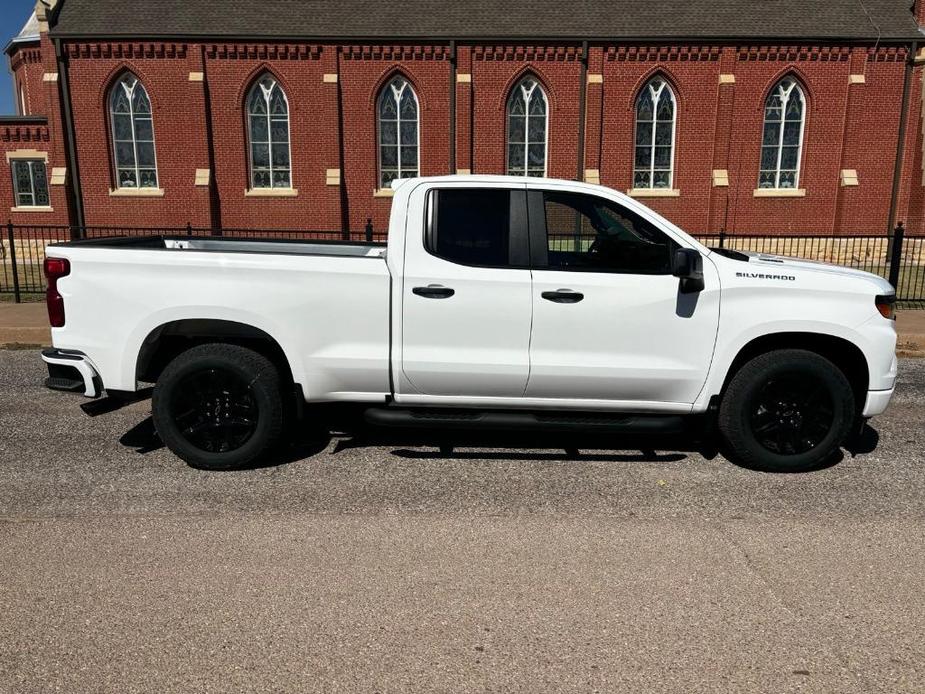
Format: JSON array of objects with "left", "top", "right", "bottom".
[{"left": 427, "top": 189, "right": 528, "bottom": 268}]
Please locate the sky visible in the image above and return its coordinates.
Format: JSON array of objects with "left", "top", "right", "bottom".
[{"left": 1, "top": 0, "right": 39, "bottom": 115}]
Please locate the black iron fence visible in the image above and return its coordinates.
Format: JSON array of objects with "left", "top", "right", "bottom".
[
  {"left": 701, "top": 225, "right": 924, "bottom": 304},
  {"left": 1, "top": 221, "right": 386, "bottom": 302},
  {"left": 2, "top": 221, "right": 923, "bottom": 304}
]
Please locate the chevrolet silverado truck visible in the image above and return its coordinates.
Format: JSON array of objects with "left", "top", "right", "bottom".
[{"left": 40, "top": 175, "right": 897, "bottom": 472}]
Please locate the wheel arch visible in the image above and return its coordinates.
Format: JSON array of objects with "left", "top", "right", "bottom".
[
  {"left": 718, "top": 332, "right": 869, "bottom": 409},
  {"left": 135, "top": 318, "right": 296, "bottom": 388}
]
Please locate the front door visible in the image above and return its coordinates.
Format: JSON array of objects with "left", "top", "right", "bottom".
[
  {"left": 525, "top": 187, "right": 720, "bottom": 408},
  {"left": 399, "top": 183, "right": 533, "bottom": 398}
]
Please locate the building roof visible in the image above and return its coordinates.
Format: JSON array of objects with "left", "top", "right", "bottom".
[
  {"left": 15, "top": 11, "right": 41, "bottom": 42},
  {"left": 50, "top": 0, "right": 923, "bottom": 42},
  {"left": 4, "top": 10, "right": 40, "bottom": 55}
]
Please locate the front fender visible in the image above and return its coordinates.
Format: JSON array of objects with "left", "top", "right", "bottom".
[{"left": 695, "top": 318, "right": 891, "bottom": 411}]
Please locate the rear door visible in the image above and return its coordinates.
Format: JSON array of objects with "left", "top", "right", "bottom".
[
  {"left": 525, "top": 186, "right": 720, "bottom": 407},
  {"left": 398, "top": 182, "right": 533, "bottom": 398}
]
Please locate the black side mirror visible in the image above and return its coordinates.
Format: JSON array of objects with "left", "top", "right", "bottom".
[{"left": 672, "top": 248, "right": 704, "bottom": 294}]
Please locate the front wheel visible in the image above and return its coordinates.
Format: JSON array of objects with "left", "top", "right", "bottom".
[
  {"left": 718, "top": 349, "right": 856, "bottom": 472},
  {"left": 152, "top": 344, "right": 284, "bottom": 470}
]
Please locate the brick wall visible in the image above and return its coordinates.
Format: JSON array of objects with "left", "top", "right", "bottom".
[
  {"left": 3, "top": 35, "right": 71, "bottom": 228},
  {"left": 64, "top": 42, "right": 211, "bottom": 228},
  {"left": 340, "top": 45, "right": 452, "bottom": 231},
  {"left": 203, "top": 43, "right": 341, "bottom": 231},
  {"left": 9, "top": 43, "right": 44, "bottom": 116},
  {"left": 2, "top": 37, "right": 924, "bottom": 236},
  {"left": 470, "top": 46, "right": 583, "bottom": 182}
]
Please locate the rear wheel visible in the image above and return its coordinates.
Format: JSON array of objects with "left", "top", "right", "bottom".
[
  {"left": 718, "top": 349, "right": 856, "bottom": 472},
  {"left": 152, "top": 344, "right": 283, "bottom": 470}
]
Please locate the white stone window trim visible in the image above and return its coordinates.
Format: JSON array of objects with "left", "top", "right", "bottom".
[{"left": 6, "top": 150, "right": 48, "bottom": 163}]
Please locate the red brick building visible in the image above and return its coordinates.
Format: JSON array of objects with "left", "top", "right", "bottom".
[{"left": 4, "top": 0, "right": 925, "bottom": 236}]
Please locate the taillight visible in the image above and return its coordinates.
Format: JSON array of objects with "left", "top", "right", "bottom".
[
  {"left": 44, "top": 257, "right": 70, "bottom": 328},
  {"left": 875, "top": 294, "right": 896, "bottom": 320}
]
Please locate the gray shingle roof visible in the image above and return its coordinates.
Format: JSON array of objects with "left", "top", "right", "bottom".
[
  {"left": 15, "top": 11, "right": 40, "bottom": 42},
  {"left": 50, "top": 0, "right": 923, "bottom": 42}
]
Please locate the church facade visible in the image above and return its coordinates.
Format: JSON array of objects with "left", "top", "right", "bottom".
[{"left": 4, "top": 0, "right": 925, "bottom": 237}]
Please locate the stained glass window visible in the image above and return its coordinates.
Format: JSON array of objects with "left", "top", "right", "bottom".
[
  {"left": 633, "top": 77, "right": 676, "bottom": 189},
  {"left": 378, "top": 77, "right": 419, "bottom": 188},
  {"left": 759, "top": 78, "right": 805, "bottom": 189},
  {"left": 507, "top": 77, "right": 547, "bottom": 177},
  {"left": 247, "top": 75, "right": 291, "bottom": 189},
  {"left": 110, "top": 74, "right": 158, "bottom": 189},
  {"left": 11, "top": 160, "right": 49, "bottom": 207}
]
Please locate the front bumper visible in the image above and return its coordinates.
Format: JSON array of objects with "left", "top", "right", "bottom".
[
  {"left": 862, "top": 388, "right": 894, "bottom": 417},
  {"left": 41, "top": 348, "right": 102, "bottom": 398}
]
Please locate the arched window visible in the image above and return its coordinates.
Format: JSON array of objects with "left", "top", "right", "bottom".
[
  {"left": 109, "top": 74, "right": 158, "bottom": 189},
  {"left": 507, "top": 77, "right": 547, "bottom": 177},
  {"left": 759, "top": 77, "right": 805, "bottom": 189},
  {"left": 378, "top": 76, "right": 419, "bottom": 188},
  {"left": 247, "top": 75, "right": 291, "bottom": 189},
  {"left": 18, "top": 82, "right": 26, "bottom": 116},
  {"left": 634, "top": 77, "right": 676, "bottom": 189}
]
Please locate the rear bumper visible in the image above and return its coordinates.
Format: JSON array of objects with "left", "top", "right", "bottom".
[
  {"left": 41, "top": 348, "right": 102, "bottom": 398},
  {"left": 862, "top": 388, "right": 894, "bottom": 417}
]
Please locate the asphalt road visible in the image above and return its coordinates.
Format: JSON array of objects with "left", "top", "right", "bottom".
[{"left": 1, "top": 350, "right": 924, "bottom": 693}]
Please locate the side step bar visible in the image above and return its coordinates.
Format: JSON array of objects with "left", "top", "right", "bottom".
[{"left": 364, "top": 408, "right": 685, "bottom": 434}]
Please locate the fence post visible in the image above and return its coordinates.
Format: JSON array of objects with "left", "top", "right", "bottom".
[
  {"left": 186, "top": 221, "right": 193, "bottom": 237},
  {"left": 365, "top": 218, "right": 373, "bottom": 243},
  {"left": 888, "top": 221, "right": 905, "bottom": 292},
  {"left": 7, "top": 221, "right": 21, "bottom": 304},
  {"left": 718, "top": 230, "right": 726, "bottom": 249}
]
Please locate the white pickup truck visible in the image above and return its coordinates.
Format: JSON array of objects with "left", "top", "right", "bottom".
[{"left": 41, "top": 175, "right": 897, "bottom": 472}]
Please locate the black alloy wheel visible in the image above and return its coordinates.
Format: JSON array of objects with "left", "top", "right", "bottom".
[
  {"left": 748, "top": 372, "right": 835, "bottom": 456},
  {"left": 152, "top": 343, "right": 284, "bottom": 470},
  {"left": 718, "top": 349, "right": 855, "bottom": 472},
  {"left": 171, "top": 367, "right": 259, "bottom": 453}
]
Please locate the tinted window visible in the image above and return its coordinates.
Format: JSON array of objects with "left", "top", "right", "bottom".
[
  {"left": 541, "top": 191, "right": 676, "bottom": 274},
  {"left": 430, "top": 189, "right": 512, "bottom": 267}
]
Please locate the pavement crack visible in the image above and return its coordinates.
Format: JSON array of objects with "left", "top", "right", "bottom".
[{"left": 716, "top": 520, "right": 879, "bottom": 691}]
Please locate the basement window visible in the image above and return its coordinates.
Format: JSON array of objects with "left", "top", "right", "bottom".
[{"left": 11, "top": 160, "right": 49, "bottom": 207}]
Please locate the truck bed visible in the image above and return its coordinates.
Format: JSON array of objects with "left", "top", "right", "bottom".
[{"left": 46, "top": 234, "right": 392, "bottom": 399}]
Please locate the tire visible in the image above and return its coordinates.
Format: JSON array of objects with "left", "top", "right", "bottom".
[
  {"left": 718, "top": 349, "right": 856, "bottom": 473},
  {"left": 152, "top": 343, "right": 284, "bottom": 470}
]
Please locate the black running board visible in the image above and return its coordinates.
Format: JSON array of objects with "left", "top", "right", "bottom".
[
  {"left": 44, "top": 376, "right": 85, "bottom": 393},
  {"left": 364, "top": 408, "right": 685, "bottom": 434}
]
